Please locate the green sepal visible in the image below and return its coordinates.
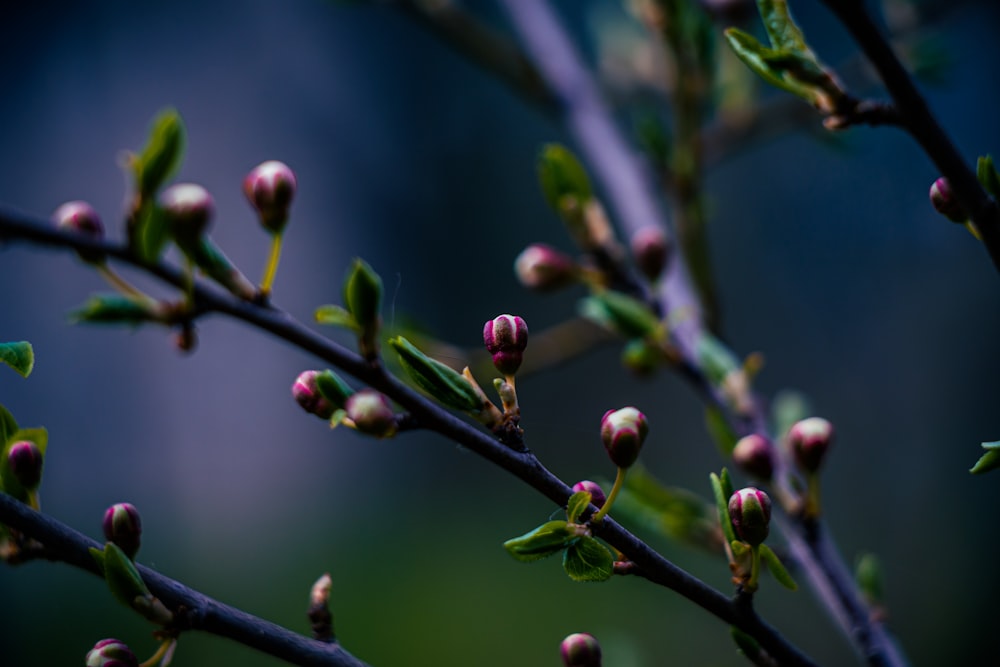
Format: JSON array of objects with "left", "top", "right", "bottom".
[
  {"left": 343, "top": 258, "right": 383, "bottom": 333},
  {"left": 711, "top": 469, "right": 737, "bottom": 545},
  {"left": 0, "top": 342, "right": 34, "bottom": 378},
  {"left": 132, "top": 202, "right": 171, "bottom": 264},
  {"left": 0, "top": 427, "right": 48, "bottom": 500},
  {"left": 970, "top": 440, "right": 1000, "bottom": 475},
  {"left": 184, "top": 236, "right": 256, "bottom": 300},
  {"left": 100, "top": 541, "right": 152, "bottom": 608},
  {"left": 976, "top": 155, "right": 1000, "bottom": 199},
  {"left": 705, "top": 406, "right": 738, "bottom": 457},
  {"left": 730, "top": 539, "right": 751, "bottom": 559},
  {"left": 855, "top": 552, "right": 883, "bottom": 606},
  {"left": 614, "top": 466, "right": 719, "bottom": 551},
  {"left": 771, "top": 389, "right": 812, "bottom": 440},
  {"left": 730, "top": 627, "right": 764, "bottom": 661},
  {"left": 315, "top": 369, "right": 355, "bottom": 408},
  {"left": 537, "top": 144, "right": 592, "bottom": 212},
  {"left": 388, "top": 336, "right": 481, "bottom": 412},
  {"left": 566, "top": 491, "right": 592, "bottom": 524},
  {"left": 580, "top": 291, "right": 660, "bottom": 339},
  {"left": 562, "top": 535, "right": 614, "bottom": 582},
  {"left": 0, "top": 404, "right": 18, "bottom": 448},
  {"left": 314, "top": 305, "right": 359, "bottom": 332},
  {"left": 760, "top": 543, "right": 797, "bottom": 590},
  {"left": 134, "top": 108, "right": 186, "bottom": 199},
  {"left": 503, "top": 520, "right": 578, "bottom": 562},
  {"left": 70, "top": 294, "right": 162, "bottom": 326}
]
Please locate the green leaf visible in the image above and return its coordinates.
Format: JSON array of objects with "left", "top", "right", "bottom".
[
  {"left": 731, "top": 626, "right": 764, "bottom": 661},
  {"left": 89, "top": 546, "right": 107, "bottom": 575},
  {"left": 758, "top": 0, "right": 808, "bottom": 53},
  {"left": 503, "top": 520, "right": 578, "bottom": 562},
  {"left": 133, "top": 202, "right": 171, "bottom": 264},
  {"left": 614, "top": 466, "right": 719, "bottom": 551},
  {"left": 315, "top": 369, "right": 355, "bottom": 408},
  {"left": 705, "top": 406, "right": 738, "bottom": 457},
  {"left": 314, "top": 305, "right": 359, "bottom": 331},
  {"left": 976, "top": 155, "right": 1000, "bottom": 199},
  {"left": 0, "top": 341, "right": 34, "bottom": 377},
  {"left": 711, "top": 470, "right": 737, "bottom": 545},
  {"left": 855, "top": 552, "right": 883, "bottom": 606},
  {"left": 0, "top": 404, "right": 18, "bottom": 447},
  {"left": 343, "top": 258, "right": 383, "bottom": 332},
  {"left": 579, "top": 291, "right": 660, "bottom": 339},
  {"left": 538, "top": 144, "right": 592, "bottom": 212},
  {"left": 134, "top": 108, "right": 186, "bottom": 199},
  {"left": 566, "top": 491, "right": 592, "bottom": 524},
  {"left": 562, "top": 535, "right": 614, "bottom": 582},
  {"left": 70, "top": 294, "right": 162, "bottom": 326},
  {"left": 388, "top": 336, "right": 481, "bottom": 412},
  {"left": 101, "top": 542, "right": 152, "bottom": 608},
  {"left": 970, "top": 440, "right": 1000, "bottom": 475},
  {"left": 760, "top": 543, "right": 798, "bottom": 590},
  {"left": 184, "top": 236, "right": 256, "bottom": 300}
]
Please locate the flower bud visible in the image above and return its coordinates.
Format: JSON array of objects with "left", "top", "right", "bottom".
[
  {"left": 344, "top": 389, "right": 397, "bottom": 438},
  {"left": 728, "top": 487, "right": 771, "bottom": 547},
  {"left": 483, "top": 314, "right": 529, "bottom": 376},
  {"left": 103, "top": 502, "right": 142, "bottom": 560},
  {"left": 160, "top": 183, "right": 214, "bottom": 240},
  {"left": 7, "top": 440, "right": 43, "bottom": 490},
  {"left": 571, "top": 480, "right": 606, "bottom": 508},
  {"left": 560, "top": 632, "right": 602, "bottom": 667},
  {"left": 600, "top": 406, "right": 648, "bottom": 469},
  {"left": 244, "top": 160, "right": 297, "bottom": 234},
  {"left": 787, "top": 417, "right": 833, "bottom": 473},
  {"left": 732, "top": 434, "right": 774, "bottom": 481},
  {"left": 86, "top": 638, "right": 139, "bottom": 667},
  {"left": 292, "top": 370, "right": 337, "bottom": 420},
  {"left": 929, "top": 177, "right": 967, "bottom": 223},
  {"left": 514, "top": 244, "right": 578, "bottom": 291},
  {"left": 630, "top": 225, "right": 669, "bottom": 282},
  {"left": 53, "top": 201, "right": 105, "bottom": 263}
]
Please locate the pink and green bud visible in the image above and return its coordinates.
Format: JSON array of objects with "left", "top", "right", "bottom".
[
  {"left": 7, "top": 441, "right": 43, "bottom": 490},
  {"left": 560, "top": 632, "right": 602, "bottom": 667},
  {"left": 630, "top": 225, "right": 670, "bottom": 282},
  {"left": 728, "top": 487, "right": 771, "bottom": 547},
  {"left": 514, "top": 244, "right": 578, "bottom": 291},
  {"left": 85, "top": 638, "right": 139, "bottom": 667},
  {"left": 483, "top": 314, "right": 529, "bottom": 376},
  {"left": 571, "top": 480, "right": 606, "bottom": 508},
  {"left": 53, "top": 200, "right": 105, "bottom": 263},
  {"left": 344, "top": 389, "right": 397, "bottom": 438},
  {"left": 244, "top": 160, "right": 297, "bottom": 234},
  {"left": 160, "top": 183, "right": 214, "bottom": 240},
  {"left": 600, "top": 406, "right": 648, "bottom": 469},
  {"left": 732, "top": 434, "right": 775, "bottom": 481},
  {"left": 292, "top": 370, "right": 337, "bottom": 420},
  {"left": 103, "top": 503, "right": 142, "bottom": 560},
  {"left": 787, "top": 417, "right": 834, "bottom": 473},
  {"left": 929, "top": 177, "right": 967, "bottom": 223}
]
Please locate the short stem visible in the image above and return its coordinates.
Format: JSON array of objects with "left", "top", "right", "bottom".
[
  {"left": 747, "top": 544, "right": 761, "bottom": 592},
  {"left": 97, "top": 265, "right": 150, "bottom": 302},
  {"left": 804, "top": 472, "right": 822, "bottom": 519},
  {"left": 591, "top": 466, "right": 626, "bottom": 524},
  {"left": 139, "top": 638, "right": 174, "bottom": 667},
  {"left": 259, "top": 232, "right": 284, "bottom": 296}
]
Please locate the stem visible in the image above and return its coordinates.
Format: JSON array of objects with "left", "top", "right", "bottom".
[
  {"left": 260, "top": 232, "right": 284, "bottom": 296},
  {"left": 97, "top": 264, "right": 150, "bottom": 302},
  {"left": 139, "top": 639, "right": 174, "bottom": 667},
  {"left": 747, "top": 544, "right": 761, "bottom": 593},
  {"left": 590, "top": 466, "right": 625, "bottom": 524}
]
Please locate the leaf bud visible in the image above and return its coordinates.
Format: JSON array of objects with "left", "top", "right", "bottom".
[
  {"left": 159, "top": 183, "right": 214, "bottom": 240},
  {"left": 621, "top": 338, "right": 660, "bottom": 377},
  {"left": 560, "top": 632, "right": 602, "bottom": 667},
  {"left": 344, "top": 389, "right": 398, "bottom": 438},
  {"left": 787, "top": 417, "right": 833, "bottom": 473},
  {"left": 102, "top": 502, "right": 142, "bottom": 560},
  {"left": 728, "top": 487, "right": 771, "bottom": 547},
  {"left": 929, "top": 177, "right": 967, "bottom": 223},
  {"left": 7, "top": 440, "right": 43, "bottom": 490},
  {"left": 731, "top": 434, "right": 774, "bottom": 481},
  {"left": 343, "top": 259, "right": 383, "bottom": 359},
  {"left": 571, "top": 480, "right": 606, "bottom": 509},
  {"left": 514, "top": 243, "right": 578, "bottom": 291},
  {"left": 483, "top": 314, "right": 529, "bottom": 376},
  {"left": 630, "top": 225, "right": 670, "bottom": 282},
  {"left": 86, "top": 638, "right": 139, "bottom": 667},
  {"left": 292, "top": 370, "right": 338, "bottom": 420},
  {"left": 600, "top": 406, "right": 648, "bottom": 469},
  {"left": 244, "top": 160, "right": 297, "bottom": 234},
  {"left": 53, "top": 200, "right": 105, "bottom": 263}
]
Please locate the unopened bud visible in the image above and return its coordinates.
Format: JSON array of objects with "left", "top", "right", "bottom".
[
  {"left": 630, "top": 226, "right": 669, "bottom": 282},
  {"left": 560, "top": 632, "right": 602, "bottom": 667},
  {"left": 514, "top": 244, "right": 578, "bottom": 291},
  {"left": 728, "top": 487, "right": 771, "bottom": 547},
  {"left": 600, "top": 406, "right": 648, "bottom": 469},
  {"left": 344, "top": 389, "right": 397, "bottom": 438},
  {"left": 7, "top": 441, "right": 43, "bottom": 490},
  {"left": 571, "top": 480, "right": 606, "bottom": 508},
  {"left": 292, "top": 370, "right": 337, "bottom": 420},
  {"left": 929, "top": 177, "right": 967, "bottom": 223},
  {"left": 483, "top": 314, "right": 528, "bottom": 376},
  {"left": 732, "top": 434, "right": 774, "bottom": 480},
  {"left": 103, "top": 503, "right": 142, "bottom": 560},
  {"left": 86, "top": 638, "right": 139, "bottom": 667},
  {"left": 160, "top": 183, "right": 214, "bottom": 240},
  {"left": 787, "top": 417, "right": 833, "bottom": 473},
  {"left": 244, "top": 160, "right": 297, "bottom": 234},
  {"left": 53, "top": 201, "right": 105, "bottom": 263}
]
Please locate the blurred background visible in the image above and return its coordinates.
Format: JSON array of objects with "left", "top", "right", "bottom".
[{"left": 2, "top": 1, "right": 999, "bottom": 665}]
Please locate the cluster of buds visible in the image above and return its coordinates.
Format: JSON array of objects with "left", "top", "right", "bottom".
[
  {"left": 483, "top": 314, "right": 528, "bottom": 378},
  {"left": 86, "top": 638, "right": 138, "bottom": 667},
  {"left": 53, "top": 201, "right": 105, "bottom": 264},
  {"left": 7, "top": 440, "right": 43, "bottom": 491},
  {"left": 929, "top": 177, "right": 967, "bottom": 223},
  {"left": 560, "top": 633, "right": 602, "bottom": 667},
  {"left": 103, "top": 502, "right": 142, "bottom": 560},
  {"left": 600, "top": 407, "right": 648, "bottom": 469},
  {"left": 514, "top": 244, "right": 578, "bottom": 291},
  {"left": 244, "top": 160, "right": 297, "bottom": 234}
]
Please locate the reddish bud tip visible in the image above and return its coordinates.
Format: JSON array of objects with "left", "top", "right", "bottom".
[
  {"left": 787, "top": 417, "right": 833, "bottom": 473},
  {"left": 86, "top": 638, "right": 139, "bottom": 667},
  {"left": 732, "top": 434, "right": 775, "bottom": 480},
  {"left": 571, "top": 480, "right": 606, "bottom": 508},
  {"left": 160, "top": 183, "right": 215, "bottom": 238},
  {"left": 53, "top": 200, "right": 105, "bottom": 263},
  {"left": 728, "top": 487, "right": 771, "bottom": 547},
  {"left": 929, "top": 178, "right": 967, "bottom": 223},
  {"left": 630, "top": 225, "right": 670, "bottom": 282},
  {"left": 102, "top": 502, "right": 142, "bottom": 559},
  {"left": 244, "top": 160, "right": 297, "bottom": 234},
  {"left": 600, "top": 407, "right": 648, "bottom": 469},
  {"left": 292, "top": 370, "right": 337, "bottom": 420},
  {"left": 483, "top": 314, "right": 529, "bottom": 376},
  {"left": 7, "top": 440, "right": 43, "bottom": 490},
  {"left": 560, "top": 632, "right": 602, "bottom": 667},
  {"left": 514, "top": 244, "right": 578, "bottom": 291},
  {"left": 344, "top": 389, "right": 398, "bottom": 438}
]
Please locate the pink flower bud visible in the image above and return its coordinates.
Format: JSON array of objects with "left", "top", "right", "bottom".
[
  {"left": 86, "top": 638, "right": 139, "bottom": 667},
  {"left": 244, "top": 160, "right": 297, "bottom": 234},
  {"left": 103, "top": 502, "right": 142, "bottom": 559},
  {"left": 929, "top": 177, "right": 967, "bottom": 223},
  {"left": 600, "top": 407, "right": 648, "bottom": 469},
  {"left": 483, "top": 314, "right": 528, "bottom": 376},
  {"left": 787, "top": 417, "right": 833, "bottom": 473},
  {"left": 7, "top": 440, "right": 43, "bottom": 490},
  {"left": 514, "top": 244, "right": 578, "bottom": 291},
  {"left": 53, "top": 200, "right": 105, "bottom": 263},
  {"left": 292, "top": 370, "right": 337, "bottom": 420},
  {"left": 732, "top": 434, "right": 774, "bottom": 480},
  {"left": 560, "top": 632, "right": 602, "bottom": 667},
  {"left": 728, "top": 487, "right": 771, "bottom": 547},
  {"left": 571, "top": 480, "right": 607, "bottom": 508},
  {"left": 160, "top": 183, "right": 214, "bottom": 239},
  {"left": 630, "top": 225, "right": 669, "bottom": 282},
  {"left": 344, "top": 389, "right": 398, "bottom": 438}
]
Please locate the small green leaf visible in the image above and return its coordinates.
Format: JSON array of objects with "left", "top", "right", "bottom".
[
  {"left": 315, "top": 369, "right": 355, "bottom": 408},
  {"left": 503, "top": 520, "right": 578, "bottom": 562},
  {"left": 855, "top": 552, "right": 883, "bottom": 606},
  {"left": 538, "top": 144, "right": 592, "bottom": 212},
  {"left": 135, "top": 108, "right": 186, "bottom": 199},
  {"left": 705, "top": 406, "right": 738, "bottom": 456},
  {"left": 0, "top": 341, "right": 34, "bottom": 378},
  {"left": 580, "top": 291, "right": 660, "bottom": 339},
  {"left": 711, "top": 470, "right": 737, "bottom": 545},
  {"left": 184, "top": 236, "right": 256, "bottom": 300},
  {"left": 731, "top": 626, "right": 764, "bottom": 661},
  {"left": 70, "top": 294, "right": 162, "bottom": 326},
  {"left": 89, "top": 546, "right": 107, "bottom": 574},
  {"left": 759, "top": 543, "right": 798, "bottom": 590},
  {"left": 389, "top": 336, "right": 481, "bottom": 412},
  {"left": 343, "top": 258, "right": 383, "bottom": 332},
  {"left": 0, "top": 404, "right": 18, "bottom": 447},
  {"left": 562, "top": 535, "right": 614, "bottom": 582},
  {"left": 614, "top": 466, "right": 719, "bottom": 551},
  {"left": 133, "top": 202, "right": 171, "bottom": 263},
  {"left": 566, "top": 491, "right": 592, "bottom": 524},
  {"left": 314, "top": 305, "right": 359, "bottom": 331},
  {"left": 976, "top": 155, "right": 1000, "bottom": 199},
  {"left": 101, "top": 542, "right": 152, "bottom": 608},
  {"left": 758, "top": 0, "right": 808, "bottom": 53},
  {"left": 970, "top": 440, "right": 1000, "bottom": 475}
]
